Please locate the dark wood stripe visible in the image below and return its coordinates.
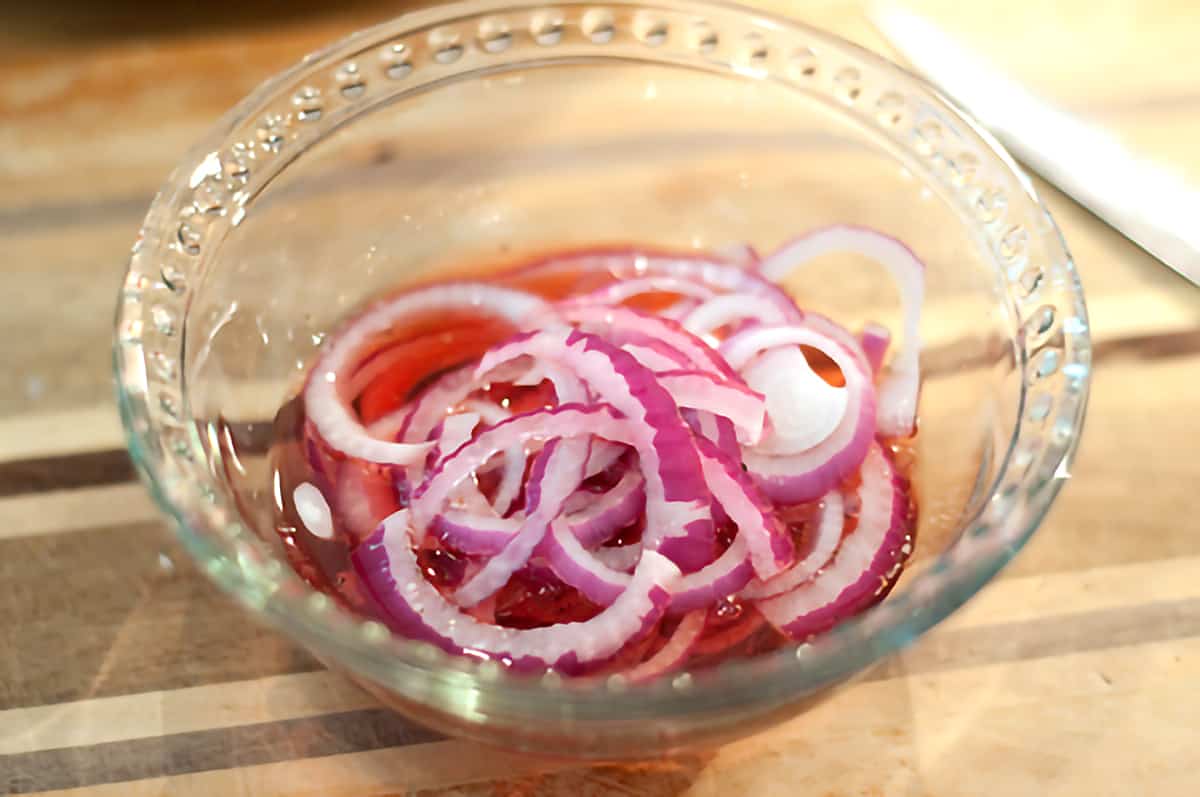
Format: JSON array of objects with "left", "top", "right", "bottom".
[
  {"left": 6, "top": 328, "right": 1194, "bottom": 497},
  {"left": 0, "top": 421, "right": 274, "bottom": 495},
  {"left": 0, "top": 520, "right": 319, "bottom": 712},
  {"left": 871, "top": 595, "right": 1200, "bottom": 681},
  {"left": 0, "top": 194, "right": 149, "bottom": 236},
  {"left": 1, "top": 594, "right": 1196, "bottom": 792},
  {"left": 0, "top": 449, "right": 134, "bottom": 498},
  {"left": 1, "top": 708, "right": 442, "bottom": 794},
  {"left": 1093, "top": 327, "right": 1200, "bottom": 363}
]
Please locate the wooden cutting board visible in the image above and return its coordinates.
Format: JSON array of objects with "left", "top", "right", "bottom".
[{"left": 1, "top": 1, "right": 1197, "bottom": 794}]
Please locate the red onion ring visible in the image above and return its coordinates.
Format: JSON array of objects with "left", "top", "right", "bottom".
[
  {"left": 621, "top": 341, "right": 694, "bottom": 373},
  {"left": 475, "top": 329, "right": 716, "bottom": 572},
  {"left": 723, "top": 325, "right": 877, "bottom": 504},
  {"left": 759, "top": 226, "right": 923, "bottom": 437},
  {"left": 539, "top": 436, "right": 790, "bottom": 609},
  {"left": 453, "top": 437, "right": 589, "bottom": 607},
  {"left": 757, "top": 443, "right": 910, "bottom": 639},
  {"left": 626, "top": 610, "right": 707, "bottom": 682},
  {"left": 562, "top": 304, "right": 735, "bottom": 381},
  {"left": 296, "top": 231, "right": 922, "bottom": 678},
  {"left": 561, "top": 276, "right": 716, "bottom": 308},
  {"left": 513, "top": 248, "right": 801, "bottom": 322},
  {"left": 860, "top": 322, "right": 891, "bottom": 376},
  {"left": 740, "top": 490, "right": 844, "bottom": 600},
  {"left": 352, "top": 510, "right": 679, "bottom": 673},
  {"left": 305, "top": 283, "right": 551, "bottom": 466},
  {"left": 656, "top": 370, "right": 766, "bottom": 445},
  {"left": 681, "top": 292, "right": 792, "bottom": 338}
]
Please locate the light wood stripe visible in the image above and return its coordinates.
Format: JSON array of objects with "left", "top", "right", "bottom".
[
  {"left": 0, "top": 483, "right": 159, "bottom": 540},
  {"left": 3, "top": 554, "right": 1198, "bottom": 759},
  {"left": 0, "top": 405, "right": 124, "bottom": 463},
  {"left": 24, "top": 739, "right": 570, "bottom": 797},
  {"left": 0, "top": 672, "right": 376, "bottom": 757},
  {"left": 0, "top": 274, "right": 1193, "bottom": 467},
  {"left": 22, "top": 638, "right": 1200, "bottom": 797},
  {"left": 686, "top": 642, "right": 1200, "bottom": 797},
  {"left": 946, "top": 554, "right": 1200, "bottom": 629}
]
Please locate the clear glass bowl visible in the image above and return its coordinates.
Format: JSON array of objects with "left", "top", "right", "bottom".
[{"left": 114, "top": 0, "right": 1090, "bottom": 757}]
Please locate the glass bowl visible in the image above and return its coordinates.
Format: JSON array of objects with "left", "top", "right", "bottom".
[{"left": 113, "top": 0, "right": 1090, "bottom": 758}]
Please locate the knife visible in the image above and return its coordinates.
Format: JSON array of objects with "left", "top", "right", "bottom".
[{"left": 871, "top": 5, "right": 1200, "bottom": 287}]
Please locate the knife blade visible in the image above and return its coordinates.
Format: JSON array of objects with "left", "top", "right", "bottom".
[{"left": 871, "top": 5, "right": 1200, "bottom": 286}]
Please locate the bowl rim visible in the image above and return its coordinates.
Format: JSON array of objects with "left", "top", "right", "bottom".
[{"left": 113, "top": 0, "right": 1091, "bottom": 741}]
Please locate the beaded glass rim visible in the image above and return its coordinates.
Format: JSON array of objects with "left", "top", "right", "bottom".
[{"left": 114, "top": 0, "right": 1089, "bottom": 716}]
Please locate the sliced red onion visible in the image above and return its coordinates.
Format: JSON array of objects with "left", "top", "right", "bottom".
[
  {"left": 759, "top": 226, "right": 923, "bottom": 436},
  {"left": 432, "top": 412, "right": 480, "bottom": 462},
  {"left": 860, "top": 322, "right": 891, "bottom": 376},
  {"left": 659, "top": 298, "right": 702, "bottom": 322},
  {"left": 458, "top": 399, "right": 509, "bottom": 427},
  {"left": 713, "top": 242, "right": 761, "bottom": 268},
  {"left": 409, "top": 404, "right": 630, "bottom": 533},
  {"left": 563, "top": 467, "right": 646, "bottom": 547},
  {"left": 511, "top": 360, "right": 589, "bottom": 404},
  {"left": 353, "top": 510, "right": 679, "bottom": 672},
  {"left": 681, "top": 293, "right": 792, "bottom": 339},
  {"left": 605, "top": 253, "right": 801, "bottom": 323},
  {"left": 685, "top": 410, "right": 740, "bottom": 463},
  {"left": 344, "top": 343, "right": 411, "bottom": 402},
  {"left": 593, "top": 543, "right": 642, "bottom": 572},
  {"left": 515, "top": 248, "right": 797, "bottom": 319},
  {"left": 656, "top": 369, "right": 766, "bottom": 445},
  {"left": 757, "top": 443, "right": 910, "bottom": 639},
  {"left": 583, "top": 440, "right": 629, "bottom": 479},
  {"left": 621, "top": 341, "right": 693, "bottom": 373},
  {"left": 722, "top": 325, "right": 877, "bottom": 504},
  {"left": 395, "top": 367, "right": 474, "bottom": 443},
  {"left": 333, "top": 462, "right": 400, "bottom": 541},
  {"left": 475, "top": 330, "right": 715, "bottom": 571},
  {"left": 432, "top": 510, "right": 519, "bottom": 555},
  {"left": 669, "top": 537, "right": 753, "bottom": 613},
  {"left": 561, "top": 305, "right": 735, "bottom": 381},
  {"left": 305, "top": 283, "right": 550, "bottom": 466},
  {"left": 435, "top": 466, "right": 645, "bottom": 557},
  {"left": 421, "top": 413, "right": 496, "bottom": 514},
  {"left": 454, "top": 438, "right": 590, "bottom": 607},
  {"left": 740, "top": 490, "right": 844, "bottom": 600},
  {"left": 741, "top": 347, "right": 846, "bottom": 455},
  {"left": 695, "top": 437, "right": 792, "bottom": 580},
  {"left": 798, "top": 313, "right": 871, "bottom": 374},
  {"left": 538, "top": 517, "right": 631, "bottom": 605},
  {"left": 562, "top": 277, "right": 716, "bottom": 308},
  {"left": 689, "top": 608, "right": 765, "bottom": 657},
  {"left": 626, "top": 610, "right": 706, "bottom": 682},
  {"left": 536, "top": 435, "right": 788, "bottom": 608},
  {"left": 461, "top": 399, "right": 525, "bottom": 516}
]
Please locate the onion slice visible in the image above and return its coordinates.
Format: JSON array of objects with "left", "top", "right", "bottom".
[
  {"left": 681, "top": 292, "right": 792, "bottom": 338},
  {"left": 626, "top": 611, "right": 707, "bottom": 682},
  {"left": 305, "top": 283, "right": 551, "bottom": 466},
  {"left": 759, "top": 226, "right": 923, "bottom": 436},
  {"left": 353, "top": 510, "right": 679, "bottom": 673},
  {"left": 476, "top": 329, "right": 716, "bottom": 571},
  {"left": 563, "top": 304, "right": 736, "bottom": 381},
  {"left": 723, "top": 324, "right": 877, "bottom": 503},
  {"left": 757, "top": 444, "right": 910, "bottom": 639},
  {"left": 453, "top": 438, "right": 589, "bottom": 607},
  {"left": 860, "top": 322, "right": 891, "bottom": 376},
  {"left": 656, "top": 370, "right": 766, "bottom": 445},
  {"left": 740, "top": 490, "right": 844, "bottom": 600}
]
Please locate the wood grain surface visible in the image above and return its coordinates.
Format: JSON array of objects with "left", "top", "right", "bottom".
[{"left": 1, "top": 0, "right": 1198, "bottom": 794}]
